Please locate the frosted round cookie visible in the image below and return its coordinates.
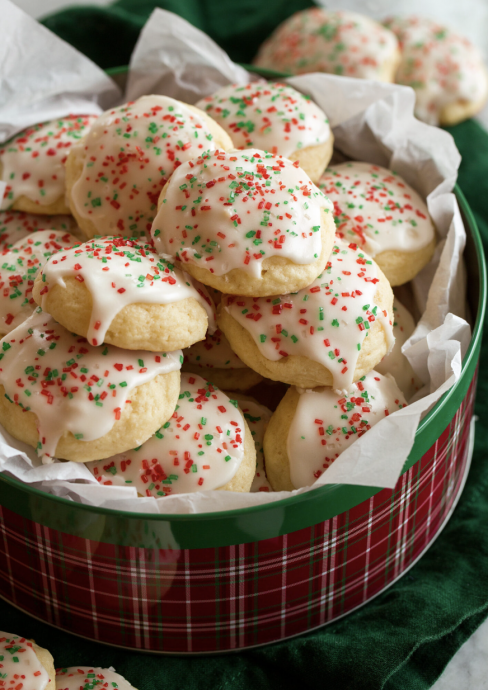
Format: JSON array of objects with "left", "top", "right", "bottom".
[
  {"left": 196, "top": 82, "right": 333, "bottom": 183},
  {"left": 264, "top": 370, "right": 407, "bottom": 490},
  {"left": 0, "top": 310, "right": 182, "bottom": 463},
  {"left": 232, "top": 393, "right": 272, "bottom": 492},
  {"left": 66, "top": 95, "right": 233, "bottom": 239},
  {"left": 0, "top": 229, "right": 78, "bottom": 335},
  {"left": 376, "top": 297, "right": 422, "bottom": 400},
  {"left": 383, "top": 16, "right": 488, "bottom": 125},
  {"left": 56, "top": 667, "right": 137, "bottom": 690},
  {"left": 0, "top": 632, "right": 55, "bottom": 688},
  {"left": 0, "top": 115, "right": 97, "bottom": 215},
  {"left": 0, "top": 210, "right": 76, "bottom": 250},
  {"left": 218, "top": 239, "right": 394, "bottom": 390},
  {"left": 319, "top": 162, "right": 436, "bottom": 286},
  {"left": 86, "top": 373, "right": 256, "bottom": 494},
  {"left": 33, "top": 236, "right": 215, "bottom": 351},
  {"left": 151, "top": 148, "right": 335, "bottom": 296},
  {"left": 182, "top": 327, "right": 262, "bottom": 391},
  {"left": 254, "top": 8, "right": 400, "bottom": 82}
]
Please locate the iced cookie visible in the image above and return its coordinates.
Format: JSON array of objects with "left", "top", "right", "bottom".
[
  {"left": 0, "top": 210, "right": 76, "bottom": 250},
  {"left": 383, "top": 16, "right": 488, "bottom": 125},
  {"left": 0, "top": 310, "right": 182, "bottom": 463},
  {"left": 264, "top": 370, "right": 407, "bottom": 490},
  {"left": 56, "top": 667, "right": 137, "bottom": 690},
  {"left": 218, "top": 239, "right": 394, "bottom": 390},
  {"left": 196, "top": 82, "right": 333, "bottom": 183},
  {"left": 0, "top": 115, "right": 97, "bottom": 214},
  {"left": 182, "top": 327, "right": 262, "bottom": 391},
  {"left": 151, "top": 148, "right": 335, "bottom": 296},
  {"left": 86, "top": 373, "right": 256, "bottom": 494},
  {"left": 66, "top": 95, "right": 233, "bottom": 239},
  {"left": 376, "top": 297, "right": 422, "bottom": 399},
  {"left": 0, "top": 632, "right": 55, "bottom": 688},
  {"left": 254, "top": 8, "right": 400, "bottom": 82},
  {"left": 319, "top": 162, "right": 436, "bottom": 286},
  {"left": 232, "top": 393, "right": 272, "bottom": 492},
  {"left": 0, "top": 229, "right": 78, "bottom": 335},
  {"left": 33, "top": 236, "right": 215, "bottom": 351}
]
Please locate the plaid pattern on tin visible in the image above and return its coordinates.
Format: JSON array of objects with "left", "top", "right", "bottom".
[{"left": 0, "top": 375, "right": 477, "bottom": 653}]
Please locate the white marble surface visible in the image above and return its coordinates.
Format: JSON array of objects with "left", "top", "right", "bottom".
[
  {"left": 431, "top": 616, "right": 488, "bottom": 690},
  {"left": 8, "top": 1, "right": 488, "bottom": 688}
]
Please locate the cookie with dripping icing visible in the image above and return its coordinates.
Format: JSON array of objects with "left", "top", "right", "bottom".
[
  {"left": 66, "top": 96, "right": 233, "bottom": 239},
  {"left": 0, "top": 229, "right": 78, "bottom": 336},
  {"left": 0, "top": 310, "right": 182, "bottom": 463},
  {"left": 182, "top": 327, "right": 262, "bottom": 391},
  {"left": 384, "top": 16, "right": 488, "bottom": 125},
  {"left": 0, "top": 115, "right": 97, "bottom": 215},
  {"left": 33, "top": 237, "right": 216, "bottom": 351},
  {"left": 253, "top": 8, "right": 400, "bottom": 82},
  {"left": 218, "top": 239, "right": 394, "bottom": 390},
  {"left": 56, "top": 667, "right": 138, "bottom": 690},
  {"left": 151, "top": 148, "right": 335, "bottom": 296},
  {"left": 0, "top": 632, "right": 55, "bottom": 689},
  {"left": 264, "top": 370, "right": 407, "bottom": 491},
  {"left": 86, "top": 373, "right": 256, "bottom": 494},
  {"left": 376, "top": 297, "right": 422, "bottom": 400},
  {"left": 196, "top": 82, "right": 333, "bottom": 183},
  {"left": 319, "top": 162, "right": 437, "bottom": 286},
  {"left": 0, "top": 210, "right": 77, "bottom": 250}
]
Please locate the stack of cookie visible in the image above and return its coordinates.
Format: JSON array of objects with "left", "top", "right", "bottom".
[
  {"left": 0, "top": 95, "right": 257, "bottom": 496},
  {"left": 146, "top": 83, "right": 434, "bottom": 492},
  {"left": 0, "top": 86, "right": 436, "bottom": 496}
]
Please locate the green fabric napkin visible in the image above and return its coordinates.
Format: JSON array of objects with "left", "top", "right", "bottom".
[
  {"left": 1, "top": 3, "right": 488, "bottom": 689},
  {"left": 41, "top": 0, "right": 315, "bottom": 68}
]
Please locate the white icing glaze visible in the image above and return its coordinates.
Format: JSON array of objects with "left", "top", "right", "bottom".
[
  {"left": 384, "top": 16, "right": 488, "bottom": 125},
  {"left": 236, "top": 397, "right": 272, "bottom": 492},
  {"left": 0, "top": 211, "right": 75, "bottom": 250},
  {"left": 86, "top": 373, "right": 245, "bottom": 495},
  {"left": 223, "top": 239, "right": 394, "bottom": 389},
  {"left": 70, "top": 96, "right": 220, "bottom": 238},
  {"left": 0, "top": 632, "right": 50, "bottom": 689},
  {"left": 0, "top": 229, "right": 77, "bottom": 334},
  {"left": 319, "top": 162, "right": 436, "bottom": 256},
  {"left": 376, "top": 297, "right": 421, "bottom": 400},
  {"left": 0, "top": 310, "right": 182, "bottom": 460},
  {"left": 183, "top": 328, "right": 247, "bottom": 370},
  {"left": 254, "top": 8, "right": 398, "bottom": 80},
  {"left": 0, "top": 116, "right": 97, "bottom": 210},
  {"left": 56, "top": 667, "right": 135, "bottom": 690},
  {"left": 196, "top": 82, "right": 330, "bottom": 158},
  {"left": 151, "top": 148, "right": 332, "bottom": 279},
  {"left": 287, "top": 370, "right": 407, "bottom": 488},
  {"left": 38, "top": 237, "right": 216, "bottom": 346}
]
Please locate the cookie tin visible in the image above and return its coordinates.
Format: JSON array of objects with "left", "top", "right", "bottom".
[{"left": 0, "top": 69, "right": 485, "bottom": 653}]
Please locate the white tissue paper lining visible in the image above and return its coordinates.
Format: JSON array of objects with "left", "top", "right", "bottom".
[
  {"left": 0, "top": 6, "right": 473, "bottom": 514},
  {"left": 0, "top": 0, "right": 121, "bottom": 143}
]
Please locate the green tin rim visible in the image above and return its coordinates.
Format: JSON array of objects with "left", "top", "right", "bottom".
[{"left": 0, "top": 67, "right": 485, "bottom": 543}]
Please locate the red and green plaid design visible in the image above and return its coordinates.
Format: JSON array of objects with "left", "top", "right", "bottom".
[{"left": 0, "top": 376, "right": 477, "bottom": 653}]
